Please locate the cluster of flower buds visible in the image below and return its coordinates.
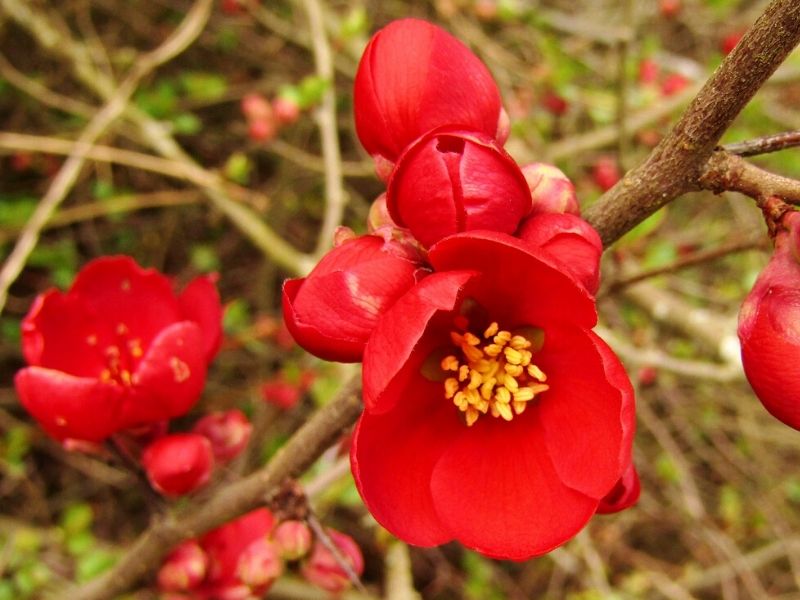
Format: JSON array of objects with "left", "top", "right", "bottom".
[
  {"left": 14, "top": 255, "right": 255, "bottom": 497},
  {"left": 157, "top": 509, "right": 363, "bottom": 597},
  {"left": 283, "top": 18, "right": 639, "bottom": 561},
  {"left": 241, "top": 92, "right": 301, "bottom": 143}
]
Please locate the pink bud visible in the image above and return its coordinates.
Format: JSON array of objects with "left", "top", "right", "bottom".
[
  {"left": 638, "top": 59, "right": 659, "bottom": 85},
  {"left": 273, "top": 520, "right": 313, "bottom": 560},
  {"left": 141, "top": 433, "right": 214, "bottom": 497},
  {"left": 739, "top": 211, "right": 800, "bottom": 430},
  {"left": 333, "top": 226, "right": 358, "bottom": 247},
  {"left": 301, "top": 530, "right": 364, "bottom": 594},
  {"left": 387, "top": 128, "right": 532, "bottom": 248},
  {"left": 236, "top": 537, "right": 283, "bottom": 590},
  {"left": 272, "top": 96, "right": 301, "bottom": 125},
  {"left": 157, "top": 541, "right": 208, "bottom": 592},
  {"left": 661, "top": 73, "right": 689, "bottom": 97},
  {"left": 367, "top": 193, "right": 399, "bottom": 233},
  {"left": 192, "top": 410, "right": 252, "bottom": 462},
  {"left": 517, "top": 213, "right": 603, "bottom": 294},
  {"left": 247, "top": 119, "right": 276, "bottom": 143},
  {"left": 521, "top": 162, "right": 580, "bottom": 216},
  {"left": 261, "top": 377, "right": 301, "bottom": 410},
  {"left": 659, "top": 0, "right": 681, "bottom": 18},
  {"left": 597, "top": 462, "right": 641, "bottom": 514},
  {"left": 541, "top": 90, "right": 568, "bottom": 116},
  {"left": 241, "top": 93, "right": 272, "bottom": 122},
  {"left": 591, "top": 156, "right": 620, "bottom": 192}
]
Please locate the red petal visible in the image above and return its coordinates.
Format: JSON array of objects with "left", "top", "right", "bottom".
[
  {"left": 362, "top": 270, "right": 476, "bottom": 414},
  {"left": 597, "top": 462, "right": 641, "bottom": 514},
  {"left": 121, "top": 322, "right": 207, "bottom": 428},
  {"left": 351, "top": 377, "right": 459, "bottom": 547},
  {"left": 202, "top": 509, "right": 275, "bottom": 586},
  {"left": 354, "top": 19, "right": 502, "bottom": 162},
  {"left": 69, "top": 256, "right": 181, "bottom": 348},
  {"left": 14, "top": 367, "right": 124, "bottom": 442},
  {"left": 536, "top": 325, "right": 625, "bottom": 499},
  {"left": 142, "top": 433, "right": 214, "bottom": 497},
  {"left": 21, "top": 290, "right": 106, "bottom": 377},
  {"left": 179, "top": 274, "right": 223, "bottom": 362},
  {"left": 430, "top": 414, "right": 597, "bottom": 560},
  {"left": 428, "top": 231, "right": 597, "bottom": 329}
]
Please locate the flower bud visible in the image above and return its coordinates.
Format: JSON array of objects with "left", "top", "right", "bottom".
[
  {"left": 367, "top": 193, "right": 399, "bottom": 233},
  {"left": 591, "top": 156, "right": 621, "bottom": 192},
  {"left": 192, "top": 409, "right": 252, "bottom": 462},
  {"left": 386, "top": 129, "right": 531, "bottom": 248},
  {"left": 597, "top": 462, "right": 641, "bottom": 514},
  {"left": 354, "top": 18, "right": 502, "bottom": 163},
  {"left": 661, "top": 73, "right": 689, "bottom": 97},
  {"left": 521, "top": 162, "right": 580, "bottom": 216},
  {"left": 142, "top": 433, "right": 214, "bottom": 497},
  {"left": 517, "top": 213, "right": 603, "bottom": 294},
  {"left": 739, "top": 211, "right": 800, "bottom": 430},
  {"left": 157, "top": 541, "right": 208, "bottom": 592},
  {"left": 301, "top": 530, "right": 364, "bottom": 594},
  {"left": 261, "top": 376, "right": 302, "bottom": 410},
  {"left": 236, "top": 537, "right": 283, "bottom": 590},
  {"left": 241, "top": 93, "right": 272, "bottom": 122},
  {"left": 273, "top": 520, "right": 313, "bottom": 560},
  {"left": 273, "top": 95, "right": 300, "bottom": 125},
  {"left": 283, "top": 235, "right": 427, "bottom": 362}
]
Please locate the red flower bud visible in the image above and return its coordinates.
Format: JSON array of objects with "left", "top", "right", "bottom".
[
  {"left": 720, "top": 30, "right": 745, "bottom": 55},
  {"left": 247, "top": 119, "right": 276, "bottom": 143},
  {"left": 739, "top": 212, "right": 800, "bottom": 429},
  {"left": 367, "top": 193, "right": 399, "bottom": 233},
  {"left": 202, "top": 509, "right": 275, "bottom": 587},
  {"left": 142, "top": 433, "right": 214, "bottom": 497},
  {"left": 659, "top": 0, "right": 681, "bottom": 18},
  {"left": 638, "top": 59, "right": 659, "bottom": 85},
  {"left": 261, "top": 376, "right": 302, "bottom": 410},
  {"left": 591, "top": 156, "right": 620, "bottom": 192},
  {"left": 517, "top": 213, "right": 603, "bottom": 294},
  {"left": 273, "top": 520, "right": 313, "bottom": 560},
  {"left": 283, "top": 235, "right": 427, "bottom": 362},
  {"left": 386, "top": 129, "right": 531, "bottom": 248},
  {"left": 301, "top": 530, "right": 364, "bottom": 594},
  {"left": 193, "top": 409, "right": 252, "bottom": 462},
  {"left": 273, "top": 96, "right": 300, "bottom": 125},
  {"left": 236, "top": 538, "right": 283, "bottom": 590},
  {"left": 241, "top": 93, "right": 272, "bottom": 122},
  {"left": 354, "top": 18, "right": 503, "bottom": 162},
  {"left": 661, "top": 73, "right": 689, "bottom": 97},
  {"left": 521, "top": 162, "right": 580, "bottom": 216},
  {"left": 541, "top": 90, "right": 569, "bottom": 117},
  {"left": 597, "top": 462, "right": 641, "bottom": 514},
  {"left": 157, "top": 541, "right": 208, "bottom": 592}
]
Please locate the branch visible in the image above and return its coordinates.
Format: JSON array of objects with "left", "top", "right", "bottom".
[
  {"left": 71, "top": 376, "right": 363, "bottom": 600},
  {"left": 584, "top": 0, "right": 800, "bottom": 246},
  {"left": 699, "top": 149, "right": 800, "bottom": 203},
  {"left": 723, "top": 130, "right": 800, "bottom": 157}
]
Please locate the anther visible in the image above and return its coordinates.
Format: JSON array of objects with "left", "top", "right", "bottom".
[
  {"left": 441, "top": 355, "right": 460, "bottom": 371},
  {"left": 527, "top": 364, "right": 547, "bottom": 381},
  {"left": 483, "top": 322, "right": 499, "bottom": 338}
]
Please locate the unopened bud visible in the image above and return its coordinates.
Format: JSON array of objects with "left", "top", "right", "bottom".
[
  {"left": 495, "top": 107, "right": 510, "bottom": 145},
  {"left": 273, "top": 96, "right": 301, "bottom": 125},
  {"left": 273, "top": 520, "right": 313, "bottom": 560},
  {"left": 157, "top": 541, "right": 208, "bottom": 592},
  {"left": 142, "top": 433, "right": 214, "bottom": 497},
  {"left": 301, "top": 529, "right": 364, "bottom": 594},
  {"left": 192, "top": 410, "right": 252, "bottom": 462},
  {"left": 241, "top": 93, "right": 272, "bottom": 122},
  {"left": 521, "top": 162, "right": 580, "bottom": 216},
  {"left": 367, "top": 193, "right": 398, "bottom": 233},
  {"left": 236, "top": 538, "right": 283, "bottom": 589}
]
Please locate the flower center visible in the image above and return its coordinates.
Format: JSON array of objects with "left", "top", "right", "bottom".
[
  {"left": 93, "top": 322, "right": 144, "bottom": 386},
  {"left": 440, "top": 320, "right": 548, "bottom": 427}
]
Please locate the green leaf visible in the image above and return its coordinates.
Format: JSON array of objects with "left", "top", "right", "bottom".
[
  {"left": 75, "top": 550, "right": 117, "bottom": 583},
  {"left": 60, "top": 503, "right": 94, "bottom": 535},
  {"left": 172, "top": 112, "right": 202, "bottom": 135},
  {"left": 224, "top": 152, "right": 252, "bottom": 185},
  {"left": 179, "top": 72, "right": 228, "bottom": 102}
]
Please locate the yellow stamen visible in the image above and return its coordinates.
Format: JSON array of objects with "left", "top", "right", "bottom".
[
  {"left": 527, "top": 364, "right": 547, "bottom": 381},
  {"left": 484, "top": 322, "right": 499, "bottom": 338},
  {"left": 441, "top": 355, "right": 459, "bottom": 371}
]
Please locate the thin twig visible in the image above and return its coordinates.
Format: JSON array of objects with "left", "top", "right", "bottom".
[{"left": 723, "top": 130, "right": 800, "bottom": 157}]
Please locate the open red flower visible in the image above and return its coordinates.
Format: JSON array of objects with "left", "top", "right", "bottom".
[
  {"left": 386, "top": 128, "right": 532, "bottom": 248},
  {"left": 15, "top": 256, "right": 222, "bottom": 443},
  {"left": 354, "top": 18, "right": 503, "bottom": 164},
  {"left": 739, "top": 210, "right": 800, "bottom": 429},
  {"left": 351, "top": 231, "right": 634, "bottom": 559},
  {"left": 283, "top": 234, "right": 428, "bottom": 362}
]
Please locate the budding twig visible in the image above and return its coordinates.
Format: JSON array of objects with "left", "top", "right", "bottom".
[{"left": 723, "top": 130, "right": 800, "bottom": 157}]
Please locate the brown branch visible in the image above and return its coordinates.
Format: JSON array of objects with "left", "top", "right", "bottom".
[
  {"left": 71, "top": 376, "right": 363, "bottom": 600},
  {"left": 584, "top": 0, "right": 800, "bottom": 246},
  {"left": 698, "top": 149, "right": 800, "bottom": 203},
  {"left": 723, "top": 130, "right": 800, "bottom": 156}
]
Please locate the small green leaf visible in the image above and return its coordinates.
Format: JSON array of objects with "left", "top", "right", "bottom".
[
  {"left": 172, "top": 112, "right": 202, "bottom": 135},
  {"left": 76, "top": 550, "right": 117, "bottom": 583},
  {"left": 179, "top": 72, "right": 228, "bottom": 102},
  {"left": 60, "top": 503, "right": 94, "bottom": 535}
]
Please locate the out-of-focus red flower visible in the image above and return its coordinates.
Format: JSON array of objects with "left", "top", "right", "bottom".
[
  {"left": 721, "top": 30, "right": 745, "bottom": 55},
  {"left": 597, "top": 462, "right": 641, "bottom": 514},
  {"left": 283, "top": 235, "right": 428, "bottom": 362},
  {"left": 638, "top": 59, "right": 659, "bottom": 85},
  {"left": 202, "top": 509, "right": 275, "bottom": 589},
  {"left": 637, "top": 365, "right": 658, "bottom": 387},
  {"left": 300, "top": 529, "right": 364, "bottom": 593},
  {"left": 591, "top": 156, "right": 621, "bottom": 192},
  {"left": 273, "top": 96, "right": 301, "bottom": 125},
  {"left": 15, "top": 257, "right": 222, "bottom": 443},
  {"left": 354, "top": 18, "right": 503, "bottom": 163},
  {"left": 247, "top": 119, "right": 276, "bottom": 143},
  {"left": 241, "top": 94, "right": 272, "bottom": 122},
  {"left": 193, "top": 409, "right": 252, "bottom": 462},
  {"left": 10, "top": 152, "right": 33, "bottom": 172},
  {"left": 659, "top": 0, "right": 681, "bottom": 18},
  {"left": 541, "top": 90, "right": 569, "bottom": 117},
  {"left": 739, "top": 210, "right": 800, "bottom": 430},
  {"left": 273, "top": 520, "right": 313, "bottom": 560},
  {"left": 157, "top": 541, "right": 208, "bottom": 592},
  {"left": 517, "top": 213, "right": 603, "bottom": 295},
  {"left": 220, "top": 0, "right": 245, "bottom": 15},
  {"left": 352, "top": 231, "right": 634, "bottom": 559},
  {"left": 142, "top": 433, "right": 214, "bottom": 497},
  {"left": 521, "top": 162, "right": 580, "bottom": 216},
  {"left": 386, "top": 128, "right": 532, "bottom": 248},
  {"left": 661, "top": 73, "right": 689, "bottom": 97},
  {"left": 261, "top": 377, "right": 302, "bottom": 410}
]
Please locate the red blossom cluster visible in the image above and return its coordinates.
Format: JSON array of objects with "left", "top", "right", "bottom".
[
  {"left": 14, "top": 256, "right": 252, "bottom": 497},
  {"left": 283, "top": 18, "right": 639, "bottom": 560},
  {"left": 157, "top": 509, "right": 363, "bottom": 598}
]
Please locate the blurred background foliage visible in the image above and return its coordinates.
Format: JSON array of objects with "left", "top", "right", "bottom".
[{"left": 1, "top": 0, "right": 800, "bottom": 598}]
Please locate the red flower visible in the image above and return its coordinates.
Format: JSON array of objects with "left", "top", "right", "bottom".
[
  {"left": 597, "top": 462, "right": 641, "bottom": 514},
  {"left": 739, "top": 211, "right": 800, "bottom": 429},
  {"left": 351, "top": 231, "right": 634, "bottom": 559},
  {"left": 283, "top": 234, "right": 427, "bottom": 362},
  {"left": 193, "top": 409, "right": 252, "bottom": 462},
  {"left": 386, "top": 129, "right": 532, "bottom": 248},
  {"left": 142, "top": 433, "right": 214, "bottom": 497},
  {"left": 354, "top": 19, "right": 503, "bottom": 164},
  {"left": 591, "top": 156, "right": 621, "bottom": 192},
  {"left": 15, "top": 257, "right": 222, "bottom": 443}
]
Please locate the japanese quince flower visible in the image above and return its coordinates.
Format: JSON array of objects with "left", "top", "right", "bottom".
[
  {"left": 386, "top": 128, "right": 532, "bottom": 248},
  {"left": 739, "top": 210, "right": 800, "bottom": 429},
  {"left": 282, "top": 234, "right": 428, "bottom": 362},
  {"left": 351, "top": 231, "right": 635, "bottom": 559},
  {"left": 15, "top": 256, "right": 222, "bottom": 443},
  {"left": 354, "top": 18, "right": 504, "bottom": 165}
]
